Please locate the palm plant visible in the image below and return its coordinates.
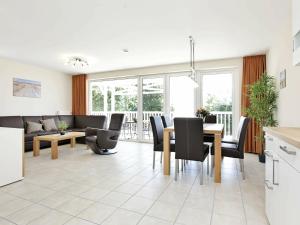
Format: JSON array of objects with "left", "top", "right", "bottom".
[{"left": 246, "top": 73, "right": 278, "bottom": 161}]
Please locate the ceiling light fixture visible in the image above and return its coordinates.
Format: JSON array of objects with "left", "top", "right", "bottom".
[
  {"left": 188, "top": 36, "right": 199, "bottom": 88},
  {"left": 65, "top": 56, "right": 89, "bottom": 68},
  {"left": 122, "top": 49, "right": 129, "bottom": 53}
]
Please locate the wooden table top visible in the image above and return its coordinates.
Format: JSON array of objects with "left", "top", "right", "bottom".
[
  {"left": 34, "top": 132, "right": 85, "bottom": 141},
  {"left": 164, "top": 123, "right": 224, "bottom": 134}
]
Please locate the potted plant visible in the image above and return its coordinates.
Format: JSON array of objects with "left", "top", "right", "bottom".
[
  {"left": 196, "top": 107, "right": 210, "bottom": 119},
  {"left": 246, "top": 73, "right": 278, "bottom": 163},
  {"left": 58, "top": 121, "right": 68, "bottom": 135}
]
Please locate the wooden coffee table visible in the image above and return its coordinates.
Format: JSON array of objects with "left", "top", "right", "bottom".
[{"left": 33, "top": 132, "right": 85, "bottom": 159}]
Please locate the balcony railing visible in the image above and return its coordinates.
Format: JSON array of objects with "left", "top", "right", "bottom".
[{"left": 91, "top": 111, "right": 233, "bottom": 140}]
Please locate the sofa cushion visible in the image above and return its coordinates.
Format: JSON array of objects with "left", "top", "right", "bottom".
[
  {"left": 59, "top": 115, "right": 74, "bottom": 129},
  {"left": 75, "top": 115, "right": 106, "bottom": 129},
  {"left": 0, "top": 116, "right": 24, "bottom": 128},
  {"left": 23, "top": 116, "right": 43, "bottom": 132},
  {"left": 41, "top": 118, "right": 58, "bottom": 131},
  {"left": 42, "top": 115, "right": 60, "bottom": 127},
  {"left": 27, "top": 121, "right": 43, "bottom": 134}
]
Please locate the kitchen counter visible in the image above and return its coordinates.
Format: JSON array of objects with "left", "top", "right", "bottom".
[{"left": 263, "top": 127, "right": 300, "bottom": 149}]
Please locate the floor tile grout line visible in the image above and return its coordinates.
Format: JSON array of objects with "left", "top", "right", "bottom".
[
  {"left": 172, "top": 159, "right": 213, "bottom": 225},
  {"left": 106, "top": 163, "right": 173, "bottom": 224},
  {"left": 172, "top": 172, "right": 198, "bottom": 224},
  {"left": 0, "top": 215, "right": 18, "bottom": 225},
  {"left": 235, "top": 159, "right": 249, "bottom": 225},
  {"left": 79, "top": 162, "right": 166, "bottom": 225}
]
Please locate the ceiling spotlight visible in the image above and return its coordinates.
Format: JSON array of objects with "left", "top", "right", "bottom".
[
  {"left": 122, "top": 49, "right": 129, "bottom": 53},
  {"left": 65, "top": 56, "right": 89, "bottom": 68}
]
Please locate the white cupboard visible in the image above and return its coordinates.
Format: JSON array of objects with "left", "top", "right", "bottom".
[
  {"left": 264, "top": 132, "right": 300, "bottom": 225},
  {"left": 0, "top": 127, "right": 24, "bottom": 187}
]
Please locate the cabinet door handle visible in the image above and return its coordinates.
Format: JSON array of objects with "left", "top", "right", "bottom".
[
  {"left": 265, "top": 180, "right": 273, "bottom": 190},
  {"left": 273, "top": 159, "right": 279, "bottom": 186},
  {"left": 265, "top": 150, "right": 273, "bottom": 158},
  {"left": 279, "top": 145, "right": 297, "bottom": 155}
]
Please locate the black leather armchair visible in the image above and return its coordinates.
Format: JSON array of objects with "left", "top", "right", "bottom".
[{"left": 86, "top": 113, "right": 124, "bottom": 155}]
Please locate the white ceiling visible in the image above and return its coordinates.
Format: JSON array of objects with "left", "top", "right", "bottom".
[{"left": 0, "top": 0, "right": 284, "bottom": 74}]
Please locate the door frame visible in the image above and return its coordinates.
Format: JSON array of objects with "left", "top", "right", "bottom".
[{"left": 196, "top": 68, "right": 240, "bottom": 138}]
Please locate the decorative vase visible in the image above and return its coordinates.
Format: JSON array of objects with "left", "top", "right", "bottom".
[{"left": 60, "top": 131, "right": 66, "bottom": 135}]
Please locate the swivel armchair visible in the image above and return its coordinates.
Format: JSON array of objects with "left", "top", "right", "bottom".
[{"left": 86, "top": 113, "right": 124, "bottom": 155}]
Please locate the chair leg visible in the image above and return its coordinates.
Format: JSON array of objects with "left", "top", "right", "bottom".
[
  {"left": 200, "top": 162, "right": 204, "bottom": 185},
  {"left": 210, "top": 155, "right": 214, "bottom": 177},
  {"left": 175, "top": 159, "right": 179, "bottom": 181},
  {"left": 153, "top": 152, "right": 156, "bottom": 170},
  {"left": 160, "top": 152, "right": 163, "bottom": 164},
  {"left": 207, "top": 157, "right": 209, "bottom": 175},
  {"left": 240, "top": 159, "right": 245, "bottom": 180},
  {"left": 181, "top": 160, "right": 184, "bottom": 172},
  {"left": 239, "top": 158, "right": 243, "bottom": 172}
]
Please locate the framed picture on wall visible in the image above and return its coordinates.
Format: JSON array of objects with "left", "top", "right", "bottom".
[
  {"left": 13, "top": 78, "right": 41, "bottom": 98},
  {"left": 280, "top": 69, "right": 286, "bottom": 89}
]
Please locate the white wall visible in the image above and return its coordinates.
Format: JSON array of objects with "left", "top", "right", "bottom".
[
  {"left": 0, "top": 58, "right": 72, "bottom": 116},
  {"left": 267, "top": 0, "right": 300, "bottom": 126}
]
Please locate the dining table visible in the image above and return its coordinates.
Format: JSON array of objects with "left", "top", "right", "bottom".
[{"left": 163, "top": 123, "right": 224, "bottom": 183}]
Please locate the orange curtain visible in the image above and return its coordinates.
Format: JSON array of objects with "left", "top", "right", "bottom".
[
  {"left": 241, "top": 55, "right": 266, "bottom": 154},
  {"left": 72, "top": 74, "right": 87, "bottom": 115}
]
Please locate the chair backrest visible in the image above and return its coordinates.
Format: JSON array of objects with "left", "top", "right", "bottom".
[
  {"left": 174, "top": 117, "right": 206, "bottom": 162},
  {"left": 109, "top": 114, "right": 125, "bottom": 131},
  {"left": 150, "top": 116, "right": 164, "bottom": 147},
  {"left": 236, "top": 116, "right": 248, "bottom": 139},
  {"left": 161, "top": 115, "right": 173, "bottom": 128},
  {"left": 204, "top": 115, "right": 217, "bottom": 123},
  {"left": 237, "top": 116, "right": 250, "bottom": 155}
]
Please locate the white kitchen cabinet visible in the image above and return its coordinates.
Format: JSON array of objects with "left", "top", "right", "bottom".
[
  {"left": 0, "top": 127, "right": 24, "bottom": 187},
  {"left": 264, "top": 131, "right": 300, "bottom": 225}
]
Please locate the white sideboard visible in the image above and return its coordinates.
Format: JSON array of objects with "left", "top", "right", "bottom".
[
  {"left": 0, "top": 127, "right": 24, "bottom": 187},
  {"left": 293, "top": 0, "right": 300, "bottom": 66},
  {"left": 264, "top": 127, "right": 300, "bottom": 225}
]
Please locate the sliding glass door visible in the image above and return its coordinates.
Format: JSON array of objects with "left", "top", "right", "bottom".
[
  {"left": 170, "top": 75, "right": 195, "bottom": 117},
  {"left": 141, "top": 77, "right": 164, "bottom": 141},
  {"left": 90, "top": 78, "right": 138, "bottom": 140},
  {"left": 89, "top": 69, "right": 236, "bottom": 141},
  {"left": 199, "top": 71, "right": 234, "bottom": 137}
]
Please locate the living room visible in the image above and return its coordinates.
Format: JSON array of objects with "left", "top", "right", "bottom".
[{"left": 1, "top": 0, "right": 300, "bottom": 225}]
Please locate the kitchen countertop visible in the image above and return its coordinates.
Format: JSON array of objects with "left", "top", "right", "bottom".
[{"left": 264, "top": 127, "right": 300, "bottom": 149}]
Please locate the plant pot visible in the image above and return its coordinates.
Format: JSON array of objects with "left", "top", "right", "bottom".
[
  {"left": 258, "top": 153, "right": 265, "bottom": 163},
  {"left": 60, "top": 131, "right": 66, "bottom": 135}
]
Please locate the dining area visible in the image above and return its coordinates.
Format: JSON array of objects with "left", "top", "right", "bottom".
[{"left": 150, "top": 115, "right": 250, "bottom": 184}]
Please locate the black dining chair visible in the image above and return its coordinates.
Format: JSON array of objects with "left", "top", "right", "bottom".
[
  {"left": 203, "top": 115, "right": 217, "bottom": 143},
  {"left": 211, "top": 116, "right": 250, "bottom": 179},
  {"left": 174, "top": 118, "right": 209, "bottom": 185},
  {"left": 203, "top": 115, "right": 217, "bottom": 175},
  {"left": 150, "top": 116, "right": 175, "bottom": 170},
  {"left": 161, "top": 115, "right": 175, "bottom": 140}
]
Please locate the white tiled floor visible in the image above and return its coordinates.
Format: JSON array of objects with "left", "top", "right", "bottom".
[{"left": 0, "top": 141, "right": 268, "bottom": 225}]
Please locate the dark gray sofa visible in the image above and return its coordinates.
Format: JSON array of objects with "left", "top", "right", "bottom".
[{"left": 0, "top": 115, "right": 107, "bottom": 152}]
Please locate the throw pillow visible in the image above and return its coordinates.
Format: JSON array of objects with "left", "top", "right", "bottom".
[
  {"left": 41, "top": 118, "right": 58, "bottom": 131},
  {"left": 26, "top": 121, "right": 43, "bottom": 134}
]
